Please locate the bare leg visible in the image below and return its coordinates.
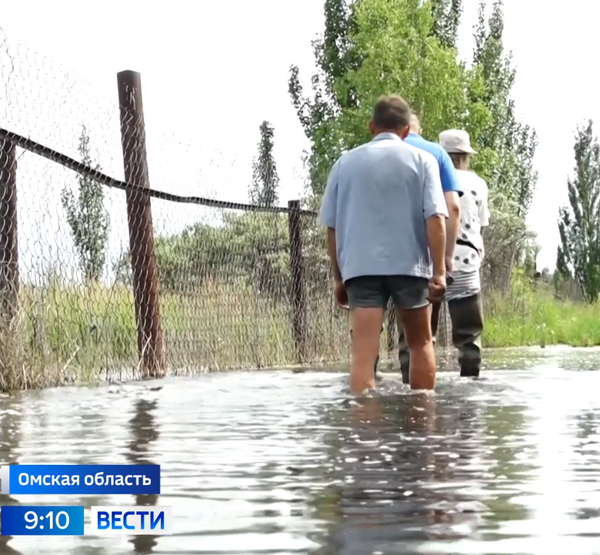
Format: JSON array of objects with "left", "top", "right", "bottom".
[
  {"left": 350, "top": 307, "right": 385, "bottom": 394},
  {"left": 397, "top": 302, "right": 440, "bottom": 385},
  {"left": 397, "top": 305, "right": 436, "bottom": 390},
  {"left": 350, "top": 327, "right": 383, "bottom": 380}
]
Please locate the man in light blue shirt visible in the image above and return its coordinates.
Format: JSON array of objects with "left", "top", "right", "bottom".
[{"left": 318, "top": 95, "right": 449, "bottom": 394}]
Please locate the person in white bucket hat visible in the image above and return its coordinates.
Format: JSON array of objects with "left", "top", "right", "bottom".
[
  {"left": 438, "top": 129, "right": 489, "bottom": 377},
  {"left": 439, "top": 129, "right": 478, "bottom": 154},
  {"left": 399, "top": 128, "right": 490, "bottom": 380}
]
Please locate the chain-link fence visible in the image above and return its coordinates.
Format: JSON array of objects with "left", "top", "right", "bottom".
[
  {"left": 0, "top": 31, "right": 519, "bottom": 387},
  {"left": 0, "top": 32, "right": 359, "bottom": 385},
  {"left": 0, "top": 125, "right": 356, "bottom": 383}
]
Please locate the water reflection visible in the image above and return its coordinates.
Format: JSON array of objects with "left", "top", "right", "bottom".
[
  {"left": 482, "top": 402, "right": 537, "bottom": 529},
  {"left": 0, "top": 348, "right": 597, "bottom": 553},
  {"left": 569, "top": 409, "right": 600, "bottom": 523},
  {"left": 313, "top": 391, "right": 489, "bottom": 554},
  {"left": 125, "top": 398, "right": 160, "bottom": 554},
  {"left": 0, "top": 400, "right": 22, "bottom": 555}
]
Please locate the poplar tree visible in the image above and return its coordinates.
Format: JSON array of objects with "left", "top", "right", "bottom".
[
  {"left": 249, "top": 121, "right": 280, "bottom": 207},
  {"left": 61, "top": 126, "right": 109, "bottom": 283},
  {"left": 556, "top": 120, "right": 600, "bottom": 303}
]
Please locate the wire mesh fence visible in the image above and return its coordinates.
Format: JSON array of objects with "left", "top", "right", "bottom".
[
  {"left": 0, "top": 26, "right": 354, "bottom": 383},
  {"left": 0, "top": 30, "right": 498, "bottom": 387}
]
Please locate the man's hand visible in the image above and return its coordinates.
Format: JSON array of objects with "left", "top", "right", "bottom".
[
  {"left": 428, "top": 273, "right": 446, "bottom": 303},
  {"left": 425, "top": 212, "right": 447, "bottom": 301},
  {"left": 335, "top": 279, "right": 349, "bottom": 309}
]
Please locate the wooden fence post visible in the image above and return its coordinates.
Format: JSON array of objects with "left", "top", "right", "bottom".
[
  {"left": 287, "top": 200, "right": 308, "bottom": 362},
  {"left": 117, "top": 70, "right": 165, "bottom": 378}
]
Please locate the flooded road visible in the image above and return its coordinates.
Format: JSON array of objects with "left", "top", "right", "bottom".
[{"left": 1, "top": 346, "right": 600, "bottom": 554}]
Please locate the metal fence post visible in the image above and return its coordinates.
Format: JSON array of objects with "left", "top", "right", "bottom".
[
  {"left": 436, "top": 301, "right": 452, "bottom": 347},
  {"left": 0, "top": 138, "right": 19, "bottom": 327},
  {"left": 385, "top": 302, "right": 395, "bottom": 360},
  {"left": 287, "top": 200, "right": 308, "bottom": 362},
  {"left": 117, "top": 70, "right": 165, "bottom": 378}
]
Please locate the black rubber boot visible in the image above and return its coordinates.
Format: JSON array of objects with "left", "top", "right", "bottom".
[
  {"left": 448, "top": 294, "right": 483, "bottom": 380},
  {"left": 459, "top": 358, "right": 481, "bottom": 378}
]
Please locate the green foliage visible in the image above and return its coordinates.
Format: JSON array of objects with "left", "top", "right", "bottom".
[
  {"left": 288, "top": 0, "right": 362, "bottom": 195},
  {"left": 289, "top": 0, "right": 536, "bottom": 212},
  {"left": 61, "top": 125, "right": 109, "bottom": 283},
  {"left": 342, "top": 0, "right": 469, "bottom": 137},
  {"left": 147, "top": 211, "right": 333, "bottom": 306},
  {"left": 557, "top": 120, "right": 600, "bottom": 303},
  {"left": 521, "top": 238, "right": 541, "bottom": 279},
  {"left": 149, "top": 212, "right": 290, "bottom": 296},
  {"left": 290, "top": 0, "right": 471, "bottom": 196},
  {"left": 249, "top": 121, "right": 280, "bottom": 207},
  {"left": 128, "top": 121, "right": 286, "bottom": 300},
  {"left": 469, "top": 0, "right": 538, "bottom": 213},
  {"left": 430, "top": 0, "right": 462, "bottom": 48},
  {"left": 481, "top": 189, "right": 533, "bottom": 291}
]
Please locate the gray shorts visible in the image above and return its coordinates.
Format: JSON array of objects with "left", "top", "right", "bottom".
[{"left": 345, "top": 275, "right": 429, "bottom": 310}]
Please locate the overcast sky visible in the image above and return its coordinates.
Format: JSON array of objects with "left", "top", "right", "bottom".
[{"left": 1, "top": 0, "right": 599, "bottom": 278}]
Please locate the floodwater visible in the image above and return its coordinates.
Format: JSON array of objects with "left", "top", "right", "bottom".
[{"left": 1, "top": 346, "right": 600, "bottom": 554}]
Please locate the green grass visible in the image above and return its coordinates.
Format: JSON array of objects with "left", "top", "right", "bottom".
[
  {"left": 4, "top": 277, "right": 351, "bottom": 389},
  {"left": 484, "top": 282, "right": 600, "bottom": 348},
  {"left": 0, "top": 274, "right": 598, "bottom": 391}
]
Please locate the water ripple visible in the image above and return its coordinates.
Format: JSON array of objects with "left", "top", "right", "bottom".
[{"left": 0, "top": 347, "right": 598, "bottom": 554}]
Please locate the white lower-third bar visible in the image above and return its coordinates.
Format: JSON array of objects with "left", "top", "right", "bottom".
[
  {"left": 0, "top": 466, "right": 10, "bottom": 495},
  {"left": 89, "top": 506, "right": 172, "bottom": 535}
]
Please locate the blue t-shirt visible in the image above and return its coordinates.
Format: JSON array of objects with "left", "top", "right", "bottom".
[
  {"left": 317, "top": 133, "right": 449, "bottom": 282},
  {"left": 404, "top": 133, "right": 462, "bottom": 196}
]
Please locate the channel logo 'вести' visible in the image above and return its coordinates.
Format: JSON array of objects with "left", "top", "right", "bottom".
[{"left": 0, "top": 464, "right": 171, "bottom": 537}]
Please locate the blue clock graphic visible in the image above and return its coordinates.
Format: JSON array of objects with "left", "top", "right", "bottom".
[{"left": 1, "top": 506, "right": 84, "bottom": 536}]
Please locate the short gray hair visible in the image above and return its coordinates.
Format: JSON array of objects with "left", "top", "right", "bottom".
[{"left": 409, "top": 112, "right": 421, "bottom": 132}]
